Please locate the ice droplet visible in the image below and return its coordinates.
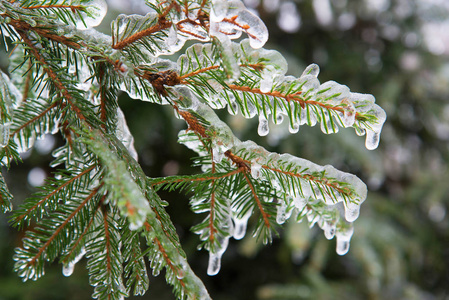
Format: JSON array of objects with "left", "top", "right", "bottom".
[
  {"left": 233, "top": 212, "right": 251, "bottom": 240},
  {"left": 176, "top": 268, "right": 185, "bottom": 280},
  {"left": 272, "top": 113, "right": 282, "bottom": 125},
  {"left": 288, "top": 122, "right": 299, "bottom": 134},
  {"left": 336, "top": 225, "right": 354, "bottom": 255},
  {"left": 62, "top": 264, "right": 74, "bottom": 277},
  {"left": 258, "top": 115, "right": 269, "bottom": 136},
  {"left": 302, "top": 63, "right": 320, "bottom": 77}
]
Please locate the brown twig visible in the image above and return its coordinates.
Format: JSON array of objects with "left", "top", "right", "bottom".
[
  {"left": 10, "top": 101, "right": 59, "bottom": 137},
  {"left": 61, "top": 203, "right": 102, "bottom": 264},
  {"left": 242, "top": 171, "right": 271, "bottom": 228},
  {"left": 17, "top": 30, "right": 86, "bottom": 122},
  {"left": 7, "top": 17, "right": 81, "bottom": 49},
  {"left": 112, "top": 2, "right": 178, "bottom": 50},
  {"left": 21, "top": 4, "right": 85, "bottom": 13}
]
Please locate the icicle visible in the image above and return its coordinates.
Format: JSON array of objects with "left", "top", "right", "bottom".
[
  {"left": 335, "top": 225, "right": 354, "bottom": 255},
  {"left": 226, "top": 94, "right": 238, "bottom": 115},
  {"left": 307, "top": 211, "right": 320, "bottom": 227},
  {"left": 258, "top": 115, "right": 269, "bottom": 136},
  {"left": 344, "top": 201, "right": 361, "bottom": 223},
  {"left": 62, "top": 247, "right": 86, "bottom": 277},
  {"left": 207, "top": 237, "right": 229, "bottom": 276},
  {"left": 207, "top": 253, "right": 222, "bottom": 276},
  {"left": 320, "top": 220, "right": 337, "bottom": 240},
  {"left": 242, "top": 97, "right": 257, "bottom": 118},
  {"left": 276, "top": 198, "right": 288, "bottom": 224},
  {"left": 212, "top": 147, "right": 225, "bottom": 163}
]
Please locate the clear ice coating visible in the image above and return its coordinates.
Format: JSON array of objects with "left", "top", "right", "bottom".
[
  {"left": 75, "top": 0, "right": 108, "bottom": 29},
  {"left": 62, "top": 247, "right": 86, "bottom": 277},
  {"left": 0, "top": 123, "right": 10, "bottom": 148},
  {"left": 115, "top": 107, "right": 138, "bottom": 161},
  {"left": 210, "top": 0, "right": 268, "bottom": 49},
  {"left": 232, "top": 209, "right": 252, "bottom": 240}
]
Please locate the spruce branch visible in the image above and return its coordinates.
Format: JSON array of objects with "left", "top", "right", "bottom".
[
  {"left": 0, "top": 0, "right": 387, "bottom": 298},
  {"left": 12, "top": 164, "right": 97, "bottom": 228}
]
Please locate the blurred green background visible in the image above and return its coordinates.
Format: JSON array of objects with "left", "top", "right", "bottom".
[{"left": 1, "top": 0, "right": 449, "bottom": 299}]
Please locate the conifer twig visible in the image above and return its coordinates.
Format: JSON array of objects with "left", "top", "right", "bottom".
[
  {"left": 26, "top": 185, "right": 101, "bottom": 267},
  {"left": 17, "top": 30, "right": 86, "bottom": 121},
  {"left": 14, "top": 165, "right": 97, "bottom": 223}
]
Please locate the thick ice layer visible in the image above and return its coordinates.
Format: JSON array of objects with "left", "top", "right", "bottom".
[
  {"left": 115, "top": 107, "right": 138, "bottom": 161},
  {"left": 75, "top": 0, "right": 107, "bottom": 29},
  {"left": 232, "top": 209, "right": 252, "bottom": 240},
  {"left": 209, "top": 0, "right": 268, "bottom": 49},
  {"left": 0, "top": 123, "right": 10, "bottom": 148}
]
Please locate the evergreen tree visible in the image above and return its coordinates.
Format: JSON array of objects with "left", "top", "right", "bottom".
[{"left": 0, "top": 0, "right": 386, "bottom": 299}]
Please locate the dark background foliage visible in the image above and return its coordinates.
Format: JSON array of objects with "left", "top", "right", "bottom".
[{"left": 1, "top": 0, "right": 449, "bottom": 299}]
